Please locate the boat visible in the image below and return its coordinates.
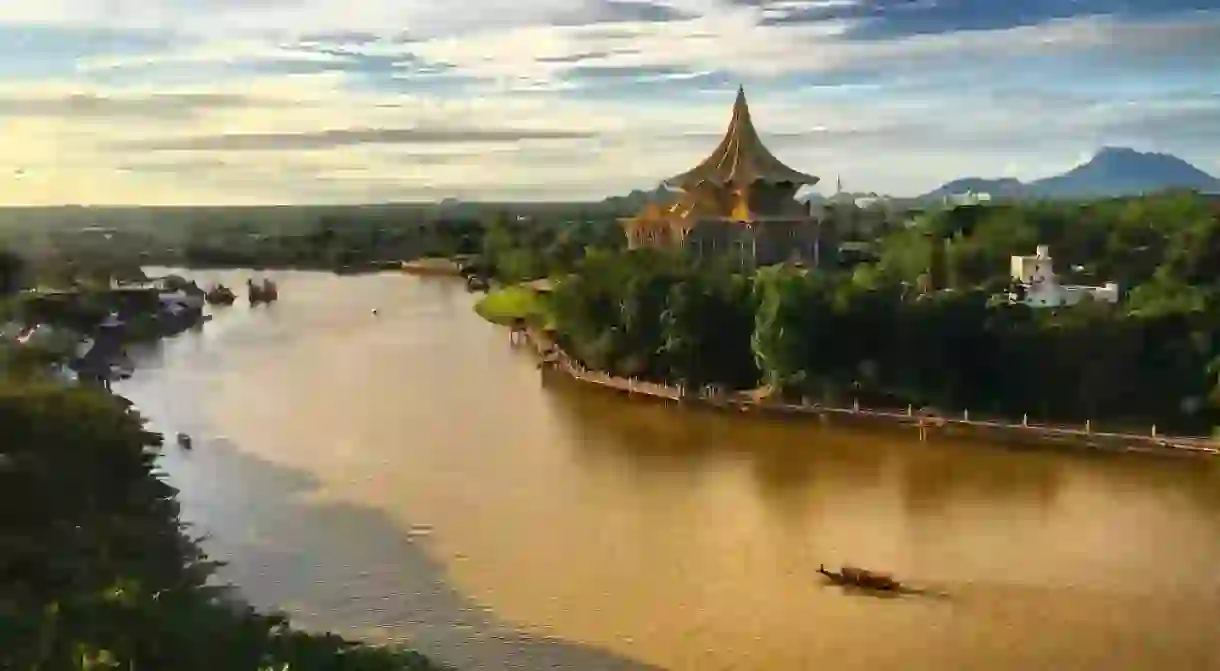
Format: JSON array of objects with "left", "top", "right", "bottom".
[
  {"left": 177, "top": 433, "right": 192, "bottom": 449},
  {"left": 817, "top": 564, "right": 900, "bottom": 591},
  {"left": 205, "top": 284, "right": 236, "bottom": 305},
  {"left": 466, "top": 275, "right": 489, "bottom": 292},
  {"left": 247, "top": 278, "right": 279, "bottom": 305}
]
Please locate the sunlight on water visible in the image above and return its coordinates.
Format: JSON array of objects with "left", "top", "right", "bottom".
[{"left": 117, "top": 270, "right": 1220, "bottom": 671}]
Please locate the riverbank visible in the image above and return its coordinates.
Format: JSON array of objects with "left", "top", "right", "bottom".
[
  {"left": 138, "top": 258, "right": 449, "bottom": 276},
  {"left": 11, "top": 281, "right": 213, "bottom": 387},
  {"left": 399, "top": 258, "right": 467, "bottom": 277},
  {"left": 520, "top": 328, "right": 1220, "bottom": 459},
  {"left": 474, "top": 284, "right": 554, "bottom": 327},
  {"left": 1, "top": 285, "right": 446, "bottom": 669},
  {"left": 0, "top": 375, "right": 446, "bottom": 670}
]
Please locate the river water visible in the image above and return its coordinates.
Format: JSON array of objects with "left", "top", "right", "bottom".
[{"left": 116, "top": 269, "right": 1220, "bottom": 670}]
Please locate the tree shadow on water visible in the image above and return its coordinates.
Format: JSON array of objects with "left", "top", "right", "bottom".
[
  {"left": 165, "top": 436, "right": 659, "bottom": 671},
  {"left": 544, "top": 381, "right": 890, "bottom": 494}
]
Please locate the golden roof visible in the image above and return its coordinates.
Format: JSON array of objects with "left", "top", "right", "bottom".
[
  {"left": 630, "top": 180, "right": 767, "bottom": 229},
  {"left": 665, "top": 86, "right": 819, "bottom": 190},
  {"left": 664, "top": 187, "right": 721, "bottom": 221}
]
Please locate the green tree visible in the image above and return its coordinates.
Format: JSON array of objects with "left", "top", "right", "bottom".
[{"left": 750, "top": 265, "right": 809, "bottom": 396}]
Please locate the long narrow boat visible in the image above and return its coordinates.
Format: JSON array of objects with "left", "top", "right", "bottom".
[{"left": 817, "top": 564, "right": 900, "bottom": 591}]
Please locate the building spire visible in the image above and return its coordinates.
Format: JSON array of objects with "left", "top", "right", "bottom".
[{"left": 664, "top": 86, "right": 820, "bottom": 190}]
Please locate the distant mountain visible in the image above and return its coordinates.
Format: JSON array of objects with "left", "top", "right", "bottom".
[
  {"left": 919, "top": 147, "right": 1220, "bottom": 202},
  {"left": 1032, "top": 147, "right": 1220, "bottom": 198}
]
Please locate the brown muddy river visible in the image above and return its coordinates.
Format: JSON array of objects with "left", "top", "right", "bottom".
[{"left": 116, "top": 269, "right": 1220, "bottom": 670}]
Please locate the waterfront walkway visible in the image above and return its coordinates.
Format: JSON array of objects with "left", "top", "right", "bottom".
[{"left": 518, "top": 328, "right": 1220, "bottom": 458}]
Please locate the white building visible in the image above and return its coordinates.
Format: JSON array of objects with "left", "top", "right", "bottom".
[
  {"left": 944, "top": 191, "right": 992, "bottom": 207},
  {"left": 1010, "top": 245, "right": 1119, "bottom": 308}
]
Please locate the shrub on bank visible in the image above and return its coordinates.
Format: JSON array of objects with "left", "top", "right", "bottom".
[{"left": 474, "top": 284, "right": 553, "bottom": 328}]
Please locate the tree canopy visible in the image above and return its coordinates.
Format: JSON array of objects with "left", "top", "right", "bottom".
[{"left": 545, "top": 193, "right": 1220, "bottom": 433}]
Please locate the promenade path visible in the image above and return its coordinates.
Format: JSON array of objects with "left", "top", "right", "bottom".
[{"left": 520, "top": 327, "right": 1220, "bottom": 458}]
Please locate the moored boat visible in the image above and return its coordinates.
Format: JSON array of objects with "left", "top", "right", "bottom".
[
  {"left": 205, "top": 284, "right": 236, "bottom": 305},
  {"left": 247, "top": 278, "right": 279, "bottom": 305},
  {"left": 466, "top": 275, "right": 489, "bottom": 292}
]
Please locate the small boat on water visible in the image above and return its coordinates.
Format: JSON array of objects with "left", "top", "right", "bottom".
[
  {"left": 817, "top": 564, "right": 900, "bottom": 591},
  {"left": 466, "top": 275, "right": 489, "bottom": 292},
  {"left": 205, "top": 284, "right": 236, "bottom": 306},
  {"left": 262, "top": 278, "right": 278, "bottom": 301},
  {"left": 177, "top": 433, "right": 192, "bottom": 450},
  {"left": 247, "top": 278, "right": 280, "bottom": 305}
]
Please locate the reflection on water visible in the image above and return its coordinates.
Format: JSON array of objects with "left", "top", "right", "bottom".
[
  {"left": 119, "top": 269, "right": 1220, "bottom": 670},
  {"left": 154, "top": 434, "right": 653, "bottom": 670}
]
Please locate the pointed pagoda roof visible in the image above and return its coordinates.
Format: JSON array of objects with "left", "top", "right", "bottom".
[{"left": 665, "top": 86, "right": 819, "bottom": 190}]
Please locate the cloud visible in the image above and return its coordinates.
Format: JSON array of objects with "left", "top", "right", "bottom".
[
  {"left": 742, "top": 0, "right": 1219, "bottom": 38},
  {"left": 1095, "top": 96, "right": 1220, "bottom": 145},
  {"left": 0, "top": 24, "right": 176, "bottom": 81},
  {"left": 115, "top": 126, "right": 598, "bottom": 151},
  {"left": 393, "top": 10, "right": 1220, "bottom": 93},
  {"left": 116, "top": 157, "right": 234, "bottom": 175},
  {"left": 0, "top": 2, "right": 1218, "bottom": 204},
  {"left": 0, "top": 92, "right": 259, "bottom": 119},
  {"left": 551, "top": 0, "right": 698, "bottom": 26}
]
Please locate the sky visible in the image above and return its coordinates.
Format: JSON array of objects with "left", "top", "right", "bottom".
[{"left": 1, "top": 0, "right": 1219, "bottom": 205}]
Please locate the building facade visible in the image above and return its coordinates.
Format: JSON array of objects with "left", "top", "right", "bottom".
[
  {"left": 944, "top": 191, "right": 992, "bottom": 207},
  {"left": 620, "top": 87, "right": 824, "bottom": 268},
  {"left": 1010, "top": 245, "right": 1119, "bottom": 308}
]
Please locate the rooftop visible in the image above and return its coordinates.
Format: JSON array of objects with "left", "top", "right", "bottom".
[{"left": 664, "top": 87, "right": 820, "bottom": 191}]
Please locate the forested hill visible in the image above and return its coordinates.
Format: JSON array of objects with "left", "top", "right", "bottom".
[{"left": 919, "top": 147, "right": 1220, "bottom": 201}]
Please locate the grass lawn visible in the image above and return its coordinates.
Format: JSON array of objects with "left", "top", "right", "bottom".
[{"left": 474, "top": 284, "right": 553, "bottom": 328}]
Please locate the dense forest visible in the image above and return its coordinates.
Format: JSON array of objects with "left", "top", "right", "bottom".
[
  {"left": 0, "top": 202, "right": 629, "bottom": 275},
  {"left": 545, "top": 192, "right": 1220, "bottom": 433}
]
